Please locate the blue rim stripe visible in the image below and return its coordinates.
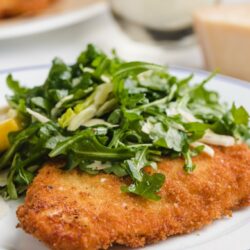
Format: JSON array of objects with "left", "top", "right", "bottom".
[
  {"left": 1, "top": 63, "right": 250, "bottom": 91},
  {"left": 0, "top": 64, "right": 50, "bottom": 74}
]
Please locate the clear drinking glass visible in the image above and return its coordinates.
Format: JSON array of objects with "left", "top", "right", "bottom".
[{"left": 109, "top": 0, "right": 219, "bottom": 47}]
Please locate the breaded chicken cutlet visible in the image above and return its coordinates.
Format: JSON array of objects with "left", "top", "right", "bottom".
[{"left": 17, "top": 144, "right": 250, "bottom": 250}]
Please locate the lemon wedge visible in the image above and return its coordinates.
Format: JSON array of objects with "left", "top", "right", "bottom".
[{"left": 0, "top": 116, "right": 20, "bottom": 152}]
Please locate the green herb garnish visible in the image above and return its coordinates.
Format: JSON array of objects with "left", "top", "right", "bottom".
[{"left": 0, "top": 44, "right": 249, "bottom": 200}]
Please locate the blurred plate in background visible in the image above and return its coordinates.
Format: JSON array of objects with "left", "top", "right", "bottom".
[{"left": 0, "top": 0, "right": 107, "bottom": 40}]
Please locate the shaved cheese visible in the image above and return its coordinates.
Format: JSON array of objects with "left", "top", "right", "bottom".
[
  {"left": 81, "top": 67, "right": 110, "bottom": 82},
  {"left": 68, "top": 105, "right": 97, "bottom": 131},
  {"left": 51, "top": 94, "right": 74, "bottom": 117},
  {"left": 166, "top": 107, "right": 201, "bottom": 123},
  {"left": 142, "top": 121, "right": 154, "bottom": 134},
  {"left": 86, "top": 161, "right": 111, "bottom": 170},
  {"left": 94, "top": 82, "right": 113, "bottom": 107},
  {"left": 83, "top": 119, "right": 118, "bottom": 128},
  {"left": 96, "top": 98, "right": 117, "bottom": 117},
  {"left": 191, "top": 141, "right": 215, "bottom": 157},
  {"left": 26, "top": 108, "right": 50, "bottom": 123},
  {"left": 199, "top": 130, "right": 235, "bottom": 147},
  {"left": 7, "top": 109, "right": 18, "bottom": 119},
  {"left": 0, "top": 106, "right": 9, "bottom": 122},
  {"left": 82, "top": 67, "right": 94, "bottom": 73},
  {"left": 178, "top": 109, "right": 200, "bottom": 123},
  {"left": 100, "top": 75, "right": 111, "bottom": 83}
]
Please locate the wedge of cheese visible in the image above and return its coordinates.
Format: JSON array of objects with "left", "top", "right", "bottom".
[{"left": 194, "top": 5, "right": 250, "bottom": 82}]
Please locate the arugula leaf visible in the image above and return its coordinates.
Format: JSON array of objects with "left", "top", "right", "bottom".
[
  {"left": 150, "top": 124, "right": 185, "bottom": 152},
  {"left": 121, "top": 173, "right": 165, "bottom": 201},
  {"left": 231, "top": 103, "right": 249, "bottom": 125},
  {"left": 184, "top": 122, "right": 210, "bottom": 141},
  {"left": 0, "top": 123, "right": 41, "bottom": 170},
  {"left": 125, "top": 147, "right": 149, "bottom": 182},
  {"left": 44, "top": 58, "right": 72, "bottom": 91},
  {"left": 6, "top": 74, "right": 27, "bottom": 96},
  {"left": 104, "top": 163, "right": 128, "bottom": 177},
  {"left": 50, "top": 130, "right": 134, "bottom": 161},
  {"left": 30, "top": 97, "right": 50, "bottom": 112}
]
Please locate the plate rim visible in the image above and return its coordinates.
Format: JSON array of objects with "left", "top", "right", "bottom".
[{"left": 1, "top": 63, "right": 250, "bottom": 91}]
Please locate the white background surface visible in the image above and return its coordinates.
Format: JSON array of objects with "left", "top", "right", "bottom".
[
  {"left": 0, "top": 0, "right": 248, "bottom": 71},
  {"left": 0, "top": 6, "right": 203, "bottom": 70}
]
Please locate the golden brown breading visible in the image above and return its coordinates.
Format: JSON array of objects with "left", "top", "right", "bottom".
[
  {"left": 0, "top": 0, "right": 56, "bottom": 18},
  {"left": 17, "top": 145, "right": 250, "bottom": 250}
]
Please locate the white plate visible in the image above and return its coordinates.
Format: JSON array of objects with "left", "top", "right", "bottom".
[
  {"left": 0, "top": 1, "right": 107, "bottom": 40},
  {"left": 0, "top": 65, "right": 250, "bottom": 250}
]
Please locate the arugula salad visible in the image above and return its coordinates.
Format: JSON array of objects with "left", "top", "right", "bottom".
[{"left": 0, "top": 44, "right": 249, "bottom": 201}]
